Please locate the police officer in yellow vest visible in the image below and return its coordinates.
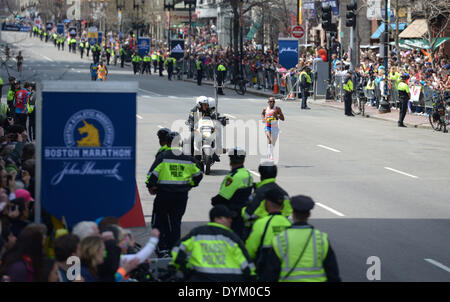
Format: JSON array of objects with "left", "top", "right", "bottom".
[
  {"left": 196, "top": 56, "right": 203, "bottom": 86},
  {"left": 260, "top": 195, "right": 341, "bottom": 282},
  {"left": 0, "top": 76, "right": 3, "bottom": 103},
  {"left": 86, "top": 41, "right": 90, "bottom": 57},
  {"left": 211, "top": 147, "right": 253, "bottom": 239},
  {"left": 299, "top": 66, "right": 312, "bottom": 110},
  {"left": 120, "top": 46, "right": 126, "bottom": 68},
  {"left": 71, "top": 38, "right": 77, "bottom": 54},
  {"left": 79, "top": 40, "right": 85, "bottom": 59},
  {"left": 146, "top": 131, "right": 203, "bottom": 257},
  {"left": 165, "top": 54, "right": 176, "bottom": 81},
  {"left": 26, "top": 82, "right": 36, "bottom": 141},
  {"left": 397, "top": 73, "right": 411, "bottom": 128},
  {"left": 245, "top": 189, "right": 291, "bottom": 278},
  {"left": 142, "top": 53, "right": 151, "bottom": 75},
  {"left": 241, "top": 161, "right": 292, "bottom": 239},
  {"left": 343, "top": 69, "right": 354, "bottom": 116},
  {"left": 171, "top": 205, "right": 255, "bottom": 282},
  {"left": 106, "top": 46, "right": 112, "bottom": 65},
  {"left": 155, "top": 128, "right": 171, "bottom": 158},
  {"left": 216, "top": 61, "right": 227, "bottom": 95},
  {"left": 131, "top": 53, "right": 142, "bottom": 75},
  {"left": 151, "top": 51, "right": 158, "bottom": 73}
]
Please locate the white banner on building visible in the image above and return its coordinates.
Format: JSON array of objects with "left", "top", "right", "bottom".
[
  {"left": 66, "top": 0, "right": 81, "bottom": 21},
  {"left": 367, "top": 0, "right": 382, "bottom": 20}
]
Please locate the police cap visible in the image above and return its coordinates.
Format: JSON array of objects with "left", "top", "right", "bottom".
[
  {"left": 157, "top": 128, "right": 171, "bottom": 141},
  {"left": 258, "top": 160, "right": 277, "bottom": 178},
  {"left": 290, "top": 195, "right": 315, "bottom": 213},
  {"left": 228, "top": 147, "right": 246, "bottom": 163},
  {"left": 264, "top": 188, "right": 284, "bottom": 205},
  {"left": 169, "top": 131, "right": 180, "bottom": 141},
  {"left": 209, "top": 205, "right": 233, "bottom": 221}
]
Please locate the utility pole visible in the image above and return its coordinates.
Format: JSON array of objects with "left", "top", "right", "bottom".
[
  {"left": 164, "top": 0, "right": 175, "bottom": 51},
  {"left": 345, "top": 1, "right": 357, "bottom": 72},
  {"left": 379, "top": 0, "right": 390, "bottom": 113}
]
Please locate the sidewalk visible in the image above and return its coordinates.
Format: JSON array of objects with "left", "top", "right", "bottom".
[
  {"left": 184, "top": 78, "right": 432, "bottom": 129},
  {"left": 312, "top": 99, "right": 432, "bottom": 129}
]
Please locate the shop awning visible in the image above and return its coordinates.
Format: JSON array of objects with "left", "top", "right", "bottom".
[
  {"left": 389, "top": 41, "right": 414, "bottom": 50},
  {"left": 402, "top": 39, "right": 430, "bottom": 49},
  {"left": 397, "top": 37, "right": 450, "bottom": 51},
  {"left": 371, "top": 23, "right": 407, "bottom": 39},
  {"left": 399, "top": 19, "right": 428, "bottom": 38}
]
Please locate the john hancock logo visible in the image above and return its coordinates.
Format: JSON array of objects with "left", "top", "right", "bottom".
[{"left": 44, "top": 109, "right": 132, "bottom": 185}]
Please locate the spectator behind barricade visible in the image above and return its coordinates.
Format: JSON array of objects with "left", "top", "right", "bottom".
[
  {"left": 79, "top": 236, "right": 105, "bottom": 282},
  {"left": 0, "top": 224, "right": 17, "bottom": 259},
  {"left": 72, "top": 221, "right": 99, "bottom": 240},
  {"left": 43, "top": 257, "right": 60, "bottom": 282},
  {"left": 21, "top": 159, "right": 35, "bottom": 198},
  {"left": 54, "top": 234, "right": 81, "bottom": 282},
  {"left": 6, "top": 198, "right": 31, "bottom": 237},
  {"left": 0, "top": 224, "right": 46, "bottom": 282}
]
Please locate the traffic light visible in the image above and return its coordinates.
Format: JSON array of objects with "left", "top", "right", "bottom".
[
  {"left": 322, "top": 5, "right": 332, "bottom": 31},
  {"left": 346, "top": 3, "right": 357, "bottom": 27}
]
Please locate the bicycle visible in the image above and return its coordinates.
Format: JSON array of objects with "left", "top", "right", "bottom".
[
  {"left": 351, "top": 87, "right": 368, "bottom": 116},
  {"left": 428, "top": 91, "right": 449, "bottom": 133},
  {"left": 234, "top": 75, "right": 248, "bottom": 95}
]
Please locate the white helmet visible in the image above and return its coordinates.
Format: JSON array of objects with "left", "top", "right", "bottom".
[
  {"left": 196, "top": 96, "right": 209, "bottom": 107},
  {"left": 207, "top": 97, "right": 216, "bottom": 109}
]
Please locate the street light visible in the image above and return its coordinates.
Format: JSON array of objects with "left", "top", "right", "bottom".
[
  {"left": 184, "top": 0, "right": 196, "bottom": 78},
  {"left": 133, "top": 0, "right": 146, "bottom": 38},
  {"left": 116, "top": 0, "right": 124, "bottom": 35},
  {"left": 164, "top": 0, "right": 176, "bottom": 51}
]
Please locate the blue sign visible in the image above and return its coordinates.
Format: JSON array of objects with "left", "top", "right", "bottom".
[
  {"left": 98, "top": 32, "right": 103, "bottom": 44},
  {"left": 303, "top": 0, "right": 339, "bottom": 19},
  {"left": 278, "top": 39, "right": 299, "bottom": 70},
  {"left": 138, "top": 37, "right": 151, "bottom": 56},
  {"left": 19, "top": 26, "right": 31, "bottom": 32},
  {"left": 57, "top": 24, "right": 64, "bottom": 35},
  {"left": 39, "top": 82, "right": 138, "bottom": 227}
]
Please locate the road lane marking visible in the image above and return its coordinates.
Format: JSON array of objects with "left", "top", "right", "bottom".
[
  {"left": 157, "top": 125, "right": 164, "bottom": 129},
  {"left": 249, "top": 170, "right": 260, "bottom": 178},
  {"left": 384, "top": 167, "right": 418, "bottom": 179},
  {"left": 138, "top": 88, "right": 162, "bottom": 97},
  {"left": 317, "top": 145, "right": 341, "bottom": 153},
  {"left": 136, "top": 114, "right": 143, "bottom": 120},
  {"left": 223, "top": 114, "right": 236, "bottom": 119},
  {"left": 316, "top": 203, "right": 345, "bottom": 217},
  {"left": 425, "top": 259, "right": 450, "bottom": 273}
]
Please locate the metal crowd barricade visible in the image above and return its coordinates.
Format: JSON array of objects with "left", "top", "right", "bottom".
[{"left": 334, "top": 75, "right": 344, "bottom": 102}]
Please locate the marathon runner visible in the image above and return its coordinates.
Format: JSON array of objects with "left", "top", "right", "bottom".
[{"left": 261, "top": 97, "right": 284, "bottom": 160}]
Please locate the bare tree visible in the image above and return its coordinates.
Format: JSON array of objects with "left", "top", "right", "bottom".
[{"left": 420, "top": 0, "right": 450, "bottom": 68}]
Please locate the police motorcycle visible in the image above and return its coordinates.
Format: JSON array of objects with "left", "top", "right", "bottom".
[{"left": 185, "top": 96, "right": 228, "bottom": 175}]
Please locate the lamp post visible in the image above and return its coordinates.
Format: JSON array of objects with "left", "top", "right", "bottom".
[
  {"left": 379, "top": 0, "right": 390, "bottom": 113},
  {"left": 116, "top": 0, "right": 124, "bottom": 35},
  {"left": 133, "top": 0, "right": 146, "bottom": 39},
  {"left": 185, "top": 0, "right": 196, "bottom": 78},
  {"left": 239, "top": 0, "right": 244, "bottom": 80},
  {"left": 164, "top": 0, "right": 175, "bottom": 51}
]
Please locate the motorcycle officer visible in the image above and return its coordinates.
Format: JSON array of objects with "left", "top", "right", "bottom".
[{"left": 187, "top": 96, "right": 226, "bottom": 160}]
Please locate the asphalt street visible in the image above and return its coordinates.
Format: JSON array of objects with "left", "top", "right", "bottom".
[{"left": 1, "top": 31, "right": 449, "bottom": 282}]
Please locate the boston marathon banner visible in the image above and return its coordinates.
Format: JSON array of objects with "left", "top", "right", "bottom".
[
  {"left": 170, "top": 39, "right": 185, "bottom": 60},
  {"left": 278, "top": 38, "right": 299, "bottom": 70},
  {"left": 138, "top": 37, "right": 151, "bottom": 57},
  {"left": 37, "top": 82, "right": 138, "bottom": 227}
]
